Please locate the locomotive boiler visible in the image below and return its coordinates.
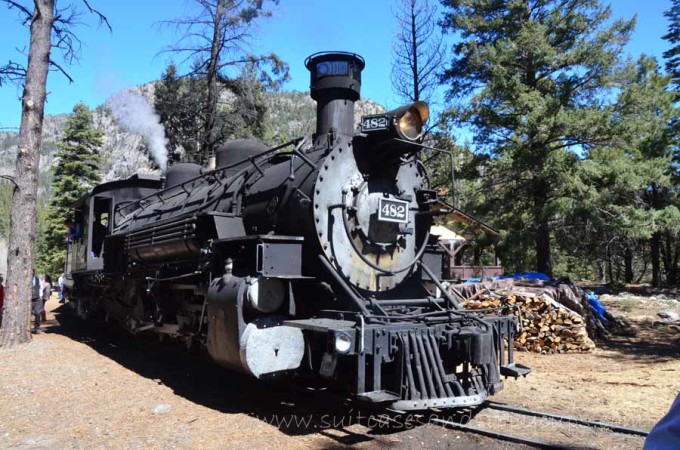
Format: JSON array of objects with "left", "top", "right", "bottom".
[{"left": 64, "top": 52, "right": 529, "bottom": 410}]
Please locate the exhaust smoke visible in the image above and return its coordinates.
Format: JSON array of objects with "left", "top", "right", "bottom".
[{"left": 107, "top": 90, "right": 168, "bottom": 171}]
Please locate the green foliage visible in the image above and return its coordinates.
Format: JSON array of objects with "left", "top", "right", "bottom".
[
  {"left": 557, "top": 56, "right": 679, "bottom": 284},
  {"left": 155, "top": 63, "right": 186, "bottom": 164},
  {"left": 155, "top": 61, "right": 279, "bottom": 164},
  {"left": 219, "top": 62, "right": 271, "bottom": 142},
  {"left": 155, "top": 63, "right": 207, "bottom": 164},
  {"left": 664, "top": 0, "right": 680, "bottom": 92},
  {"left": 440, "top": 0, "right": 635, "bottom": 275},
  {"left": 37, "top": 103, "right": 103, "bottom": 276}
]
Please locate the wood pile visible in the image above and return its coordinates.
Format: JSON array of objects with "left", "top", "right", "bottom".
[{"left": 462, "top": 291, "right": 596, "bottom": 354}]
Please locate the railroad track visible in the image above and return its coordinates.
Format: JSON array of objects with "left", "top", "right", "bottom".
[{"left": 424, "top": 401, "right": 650, "bottom": 449}]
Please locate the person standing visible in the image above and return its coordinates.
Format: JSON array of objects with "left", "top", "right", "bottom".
[
  {"left": 64, "top": 218, "right": 82, "bottom": 241},
  {"left": 31, "top": 272, "right": 42, "bottom": 334},
  {"left": 58, "top": 273, "right": 65, "bottom": 304},
  {"left": 38, "top": 275, "right": 47, "bottom": 323},
  {"left": 41, "top": 274, "right": 52, "bottom": 323},
  {"left": 0, "top": 274, "right": 5, "bottom": 325}
]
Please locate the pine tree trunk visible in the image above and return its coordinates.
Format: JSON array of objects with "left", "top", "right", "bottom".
[
  {"left": 536, "top": 220, "right": 552, "bottom": 275},
  {"left": 202, "top": 0, "right": 226, "bottom": 163},
  {"left": 662, "top": 231, "right": 674, "bottom": 285},
  {"left": 661, "top": 235, "right": 668, "bottom": 283},
  {"left": 598, "top": 260, "right": 606, "bottom": 284},
  {"left": 651, "top": 232, "right": 661, "bottom": 287},
  {"left": 624, "top": 244, "right": 634, "bottom": 284},
  {"left": 0, "top": 0, "right": 54, "bottom": 348},
  {"left": 668, "top": 233, "right": 679, "bottom": 285},
  {"left": 533, "top": 176, "right": 552, "bottom": 276},
  {"left": 409, "top": 0, "right": 419, "bottom": 102}
]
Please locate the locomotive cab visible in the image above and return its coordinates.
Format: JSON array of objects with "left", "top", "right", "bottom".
[
  {"left": 66, "top": 174, "right": 162, "bottom": 276},
  {"left": 65, "top": 195, "right": 112, "bottom": 274}
]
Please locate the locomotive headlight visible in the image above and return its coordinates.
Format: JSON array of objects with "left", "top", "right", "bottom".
[
  {"left": 397, "top": 101, "right": 429, "bottom": 141},
  {"left": 361, "top": 101, "right": 430, "bottom": 143},
  {"left": 334, "top": 331, "right": 353, "bottom": 354},
  {"left": 247, "top": 277, "right": 286, "bottom": 313}
]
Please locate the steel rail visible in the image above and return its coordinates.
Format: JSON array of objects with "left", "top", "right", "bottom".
[
  {"left": 485, "top": 401, "right": 650, "bottom": 437},
  {"left": 427, "top": 401, "right": 649, "bottom": 449},
  {"left": 429, "top": 418, "right": 573, "bottom": 450}
]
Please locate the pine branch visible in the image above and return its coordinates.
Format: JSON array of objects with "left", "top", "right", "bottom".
[{"left": 1, "top": 0, "right": 110, "bottom": 84}]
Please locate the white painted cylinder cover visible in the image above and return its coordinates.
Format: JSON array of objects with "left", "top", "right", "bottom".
[{"left": 239, "top": 319, "right": 304, "bottom": 378}]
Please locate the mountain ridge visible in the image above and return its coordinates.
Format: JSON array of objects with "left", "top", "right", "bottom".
[{"left": 0, "top": 89, "right": 386, "bottom": 186}]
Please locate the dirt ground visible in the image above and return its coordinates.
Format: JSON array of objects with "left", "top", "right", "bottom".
[
  {"left": 0, "top": 290, "right": 678, "bottom": 449},
  {"left": 485, "top": 291, "right": 680, "bottom": 449}
]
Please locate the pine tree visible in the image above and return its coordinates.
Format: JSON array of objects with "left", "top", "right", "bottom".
[
  {"left": 155, "top": 63, "right": 184, "bottom": 166},
  {"left": 440, "top": 0, "right": 635, "bottom": 275},
  {"left": 622, "top": 57, "right": 679, "bottom": 286},
  {"left": 38, "top": 103, "right": 103, "bottom": 276},
  {"left": 155, "top": 63, "right": 209, "bottom": 164},
  {"left": 161, "top": 0, "right": 288, "bottom": 162},
  {"left": 661, "top": 0, "right": 680, "bottom": 285},
  {"left": 558, "top": 57, "right": 678, "bottom": 284},
  {"left": 220, "top": 62, "right": 271, "bottom": 142},
  {"left": 155, "top": 61, "right": 275, "bottom": 164},
  {"left": 1, "top": 0, "right": 109, "bottom": 348},
  {"left": 664, "top": 0, "right": 680, "bottom": 92}
]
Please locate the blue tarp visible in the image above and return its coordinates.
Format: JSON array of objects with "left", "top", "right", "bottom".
[
  {"left": 463, "top": 272, "right": 611, "bottom": 325},
  {"left": 465, "top": 277, "right": 485, "bottom": 283},
  {"left": 464, "top": 271, "right": 551, "bottom": 283},
  {"left": 501, "top": 272, "right": 551, "bottom": 281},
  {"left": 586, "top": 292, "right": 609, "bottom": 324}
]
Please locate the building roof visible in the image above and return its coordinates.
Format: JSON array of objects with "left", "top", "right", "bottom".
[
  {"left": 435, "top": 199, "right": 499, "bottom": 239},
  {"left": 430, "top": 225, "right": 465, "bottom": 242}
]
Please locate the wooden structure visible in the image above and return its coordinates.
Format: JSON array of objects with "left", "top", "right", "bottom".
[{"left": 430, "top": 203, "right": 503, "bottom": 281}]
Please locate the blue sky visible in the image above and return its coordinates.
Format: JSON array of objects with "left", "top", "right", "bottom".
[{"left": 0, "top": 0, "right": 673, "bottom": 130}]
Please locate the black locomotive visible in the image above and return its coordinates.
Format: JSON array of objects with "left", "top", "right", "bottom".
[{"left": 64, "top": 52, "right": 529, "bottom": 411}]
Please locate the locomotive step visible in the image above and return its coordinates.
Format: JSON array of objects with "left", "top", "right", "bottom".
[
  {"left": 356, "top": 390, "right": 401, "bottom": 404},
  {"left": 499, "top": 363, "right": 531, "bottom": 378}
]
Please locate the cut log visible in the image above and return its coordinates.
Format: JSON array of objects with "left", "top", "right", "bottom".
[{"left": 459, "top": 288, "right": 596, "bottom": 354}]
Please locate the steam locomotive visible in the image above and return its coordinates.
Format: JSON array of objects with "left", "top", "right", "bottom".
[{"left": 64, "top": 52, "right": 529, "bottom": 411}]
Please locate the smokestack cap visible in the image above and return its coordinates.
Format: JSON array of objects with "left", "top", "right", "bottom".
[{"left": 305, "top": 52, "right": 365, "bottom": 102}]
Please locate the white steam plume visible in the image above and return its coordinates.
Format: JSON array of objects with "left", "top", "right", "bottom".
[{"left": 107, "top": 90, "right": 168, "bottom": 171}]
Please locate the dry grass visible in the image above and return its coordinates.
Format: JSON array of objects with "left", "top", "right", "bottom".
[{"left": 0, "top": 292, "right": 678, "bottom": 449}]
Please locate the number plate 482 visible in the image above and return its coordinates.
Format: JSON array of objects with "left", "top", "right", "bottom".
[
  {"left": 378, "top": 197, "right": 409, "bottom": 224},
  {"left": 361, "top": 114, "right": 388, "bottom": 132}
]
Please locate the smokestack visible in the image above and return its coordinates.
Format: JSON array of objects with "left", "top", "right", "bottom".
[{"left": 305, "top": 52, "right": 365, "bottom": 142}]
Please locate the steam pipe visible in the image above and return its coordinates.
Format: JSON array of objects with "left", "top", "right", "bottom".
[
  {"left": 419, "top": 261, "right": 462, "bottom": 310},
  {"left": 318, "top": 254, "right": 370, "bottom": 316}
]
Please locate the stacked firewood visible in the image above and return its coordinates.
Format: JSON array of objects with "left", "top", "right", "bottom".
[{"left": 462, "top": 291, "right": 596, "bottom": 354}]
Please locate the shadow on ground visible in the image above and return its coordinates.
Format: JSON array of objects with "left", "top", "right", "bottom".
[
  {"left": 45, "top": 304, "right": 447, "bottom": 447},
  {"left": 44, "top": 304, "right": 602, "bottom": 449},
  {"left": 597, "top": 318, "right": 680, "bottom": 363}
]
